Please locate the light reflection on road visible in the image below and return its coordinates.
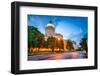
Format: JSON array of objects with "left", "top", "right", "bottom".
[
  {"left": 28, "top": 51, "right": 86, "bottom": 61},
  {"left": 51, "top": 53, "right": 63, "bottom": 60}
]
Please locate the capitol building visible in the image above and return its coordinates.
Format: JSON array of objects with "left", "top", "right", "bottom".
[
  {"left": 45, "top": 21, "right": 63, "bottom": 40},
  {"left": 44, "top": 21, "right": 67, "bottom": 51}
]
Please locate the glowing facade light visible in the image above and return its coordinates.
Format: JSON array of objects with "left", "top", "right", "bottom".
[{"left": 58, "top": 38, "right": 60, "bottom": 40}]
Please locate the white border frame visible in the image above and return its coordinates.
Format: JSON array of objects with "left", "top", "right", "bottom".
[{"left": 20, "top": 6, "right": 95, "bottom": 70}]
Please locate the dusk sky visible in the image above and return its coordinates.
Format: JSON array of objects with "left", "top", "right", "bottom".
[{"left": 28, "top": 15, "right": 88, "bottom": 45}]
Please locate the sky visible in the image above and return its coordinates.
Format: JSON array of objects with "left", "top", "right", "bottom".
[{"left": 28, "top": 15, "right": 88, "bottom": 45}]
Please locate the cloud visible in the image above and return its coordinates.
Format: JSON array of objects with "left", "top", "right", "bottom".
[
  {"left": 55, "top": 21, "right": 85, "bottom": 44},
  {"left": 55, "top": 21, "right": 78, "bottom": 39},
  {"left": 56, "top": 21, "right": 71, "bottom": 36}
]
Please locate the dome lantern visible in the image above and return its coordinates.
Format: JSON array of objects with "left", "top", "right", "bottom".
[{"left": 47, "top": 20, "right": 54, "bottom": 27}]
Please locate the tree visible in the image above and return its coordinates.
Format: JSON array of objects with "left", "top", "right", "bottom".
[
  {"left": 80, "top": 38, "right": 87, "bottom": 51},
  {"left": 47, "top": 37, "right": 55, "bottom": 52},
  {"left": 66, "top": 40, "right": 74, "bottom": 51},
  {"left": 28, "top": 26, "right": 44, "bottom": 53},
  {"left": 36, "top": 33, "right": 44, "bottom": 51},
  {"left": 79, "top": 34, "right": 88, "bottom": 57},
  {"left": 79, "top": 33, "right": 88, "bottom": 51},
  {"left": 28, "top": 26, "right": 37, "bottom": 53},
  {"left": 43, "top": 40, "right": 49, "bottom": 48}
]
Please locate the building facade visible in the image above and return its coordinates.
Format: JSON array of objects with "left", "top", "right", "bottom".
[{"left": 44, "top": 21, "right": 68, "bottom": 51}]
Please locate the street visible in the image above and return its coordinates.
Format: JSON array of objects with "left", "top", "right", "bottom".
[{"left": 28, "top": 51, "right": 86, "bottom": 60}]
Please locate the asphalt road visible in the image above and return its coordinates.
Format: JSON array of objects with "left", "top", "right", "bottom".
[{"left": 28, "top": 51, "right": 86, "bottom": 60}]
